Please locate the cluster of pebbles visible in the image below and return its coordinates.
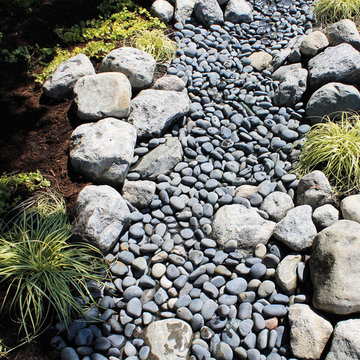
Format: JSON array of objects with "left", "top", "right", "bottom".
[{"left": 53, "top": 1, "right": 319, "bottom": 360}]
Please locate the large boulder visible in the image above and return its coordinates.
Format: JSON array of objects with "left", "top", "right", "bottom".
[
  {"left": 131, "top": 137, "right": 183, "bottom": 180},
  {"left": 100, "top": 47, "right": 156, "bottom": 90},
  {"left": 122, "top": 180, "right": 156, "bottom": 209},
  {"left": 308, "top": 43, "right": 360, "bottom": 90},
  {"left": 310, "top": 220, "right": 360, "bottom": 314},
  {"left": 128, "top": 89, "right": 190, "bottom": 138},
  {"left": 74, "top": 73, "right": 131, "bottom": 121},
  {"left": 300, "top": 30, "right": 329, "bottom": 57},
  {"left": 175, "top": 0, "right": 196, "bottom": 22},
  {"left": 324, "top": 19, "right": 360, "bottom": 51},
  {"left": 306, "top": 82, "right": 360, "bottom": 123},
  {"left": 288, "top": 304, "right": 333, "bottom": 360},
  {"left": 72, "top": 185, "right": 131, "bottom": 253},
  {"left": 273, "top": 205, "right": 317, "bottom": 251},
  {"left": 273, "top": 68, "right": 308, "bottom": 107},
  {"left": 69, "top": 118, "right": 136, "bottom": 186},
  {"left": 340, "top": 194, "right": 360, "bottom": 223},
  {"left": 193, "top": 0, "right": 224, "bottom": 27},
  {"left": 296, "top": 171, "right": 334, "bottom": 209},
  {"left": 212, "top": 204, "right": 276, "bottom": 256},
  {"left": 325, "top": 319, "right": 360, "bottom": 360},
  {"left": 224, "top": 0, "right": 253, "bottom": 24},
  {"left": 144, "top": 319, "right": 193, "bottom": 360},
  {"left": 43, "top": 54, "right": 95, "bottom": 100},
  {"left": 151, "top": 0, "right": 174, "bottom": 23}
]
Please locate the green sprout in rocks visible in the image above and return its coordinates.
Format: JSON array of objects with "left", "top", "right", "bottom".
[
  {"left": 0, "top": 191, "right": 107, "bottom": 342},
  {"left": 295, "top": 112, "right": 360, "bottom": 194}
]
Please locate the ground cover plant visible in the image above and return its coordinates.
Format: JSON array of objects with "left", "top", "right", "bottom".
[
  {"left": 313, "top": 0, "right": 360, "bottom": 24},
  {"left": 295, "top": 112, "right": 360, "bottom": 194},
  {"left": 0, "top": 191, "right": 107, "bottom": 344}
]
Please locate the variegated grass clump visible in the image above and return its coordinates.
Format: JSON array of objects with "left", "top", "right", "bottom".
[
  {"left": 0, "top": 191, "right": 106, "bottom": 342},
  {"left": 295, "top": 112, "right": 360, "bottom": 194},
  {"left": 313, "top": 0, "right": 360, "bottom": 24}
]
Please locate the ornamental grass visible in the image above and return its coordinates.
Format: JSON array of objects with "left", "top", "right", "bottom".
[
  {"left": 0, "top": 191, "right": 106, "bottom": 342},
  {"left": 295, "top": 112, "right": 360, "bottom": 194},
  {"left": 313, "top": 0, "right": 360, "bottom": 24}
]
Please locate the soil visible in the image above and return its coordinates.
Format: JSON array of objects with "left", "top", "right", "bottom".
[{"left": 0, "top": 0, "right": 166, "bottom": 358}]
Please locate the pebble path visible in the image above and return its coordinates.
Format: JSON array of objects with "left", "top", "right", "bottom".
[{"left": 54, "top": 1, "right": 316, "bottom": 360}]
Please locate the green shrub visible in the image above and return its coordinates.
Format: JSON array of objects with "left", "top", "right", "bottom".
[
  {"left": 0, "top": 191, "right": 106, "bottom": 341},
  {"left": 295, "top": 112, "right": 360, "bottom": 194},
  {"left": 313, "top": 0, "right": 360, "bottom": 24}
]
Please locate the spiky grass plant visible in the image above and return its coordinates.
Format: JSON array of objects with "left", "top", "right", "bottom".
[
  {"left": 296, "top": 112, "right": 360, "bottom": 194},
  {"left": 313, "top": 0, "right": 360, "bottom": 24},
  {"left": 0, "top": 191, "right": 106, "bottom": 342},
  {"left": 131, "top": 29, "right": 177, "bottom": 63}
]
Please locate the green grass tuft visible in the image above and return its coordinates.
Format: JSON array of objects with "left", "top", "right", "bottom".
[
  {"left": 295, "top": 112, "right": 360, "bottom": 194},
  {"left": 313, "top": 0, "right": 360, "bottom": 24}
]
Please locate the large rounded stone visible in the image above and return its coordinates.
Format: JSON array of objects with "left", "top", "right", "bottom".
[
  {"left": 224, "top": 0, "right": 253, "bottom": 24},
  {"left": 324, "top": 19, "right": 360, "bottom": 51},
  {"left": 340, "top": 194, "right": 360, "bottom": 223},
  {"left": 310, "top": 220, "right": 360, "bottom": 314},
  {"left": 193, "top": 0, "right": 224, "bottom": 27},
  {"left": 300, "top": 30, "right": 329, "bottom": 56}
]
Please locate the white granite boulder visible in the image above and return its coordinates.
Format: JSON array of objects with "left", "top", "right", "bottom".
[
  {"left": 72, "top": 185, "right": 131, "bottom": 253},
  {"left": 175, "top": 0, "right": 196, "bottom": 22},
  {"left": 69, "top": 118, "right": 136, "bottom": 187},
  {"left": 151, "top": 0, "right": 174, "bottom": 23},
  {"left": 74, "top": 73, "right": 131, "bottom": 121},
  {"left": 100, "top": 47, "right": 156, "bottom": 90},
  {"left": 43, "top": 54, "right": 95, "bottom": 100}
]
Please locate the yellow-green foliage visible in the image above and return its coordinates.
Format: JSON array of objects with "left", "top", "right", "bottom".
[
  {"left": 313, "top": 0, "right": 360, "bottom": 24},
  {"left": 296, "top": 112, "right": 360, "bottom": 194},
  {"left": 0, "top": 170, "right": 50, "bottom": 214}
]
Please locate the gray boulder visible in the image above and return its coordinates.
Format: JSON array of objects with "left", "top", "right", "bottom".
[
  {"left": 128, "top": 89, "right": 190, "bottom": 138},
  {"left": 324, "top": 19, "right": 360, "bottom": 51},
  {"left": 325, "top": 319, "right": 360, "bottom": 360},
  {"left": 193, "top": 0, "right": 224, "bottom": 28},
  {"left": 144, "top": 319, "right": 193, "bottom": 360},
  {"left": 122, "top": 180, "right": 156, "bottom": 209},
  {"left": 275, "top": 255, "right": 302, "bottom": 295},
  {"left": 72, "top": 185, "right": 131, "bottom": 252},
  {"left": 340, "top": 194, "right": 360, "bottom": 224},
  {"left": 224, "top": 0, "right": 253, "bottom": 24},
  {"left": 43, "top": 54, "right": 95, "bottom": 100},
  {"left": 310, "top": 220, "right": 360, "bottom": 314},
  {"left": 306, "top": 82, "right": 360, "bottom": 123},
  {"left": 273, "top": 205, "right": 317, "bottom": 251},
  {"left": 151, "top": 0, "right": 174, "bottom": 23},
  {"left": 260, "top": 191, "right": 295, "bottom": 222},
  {"left": 69, "top": 118, "right": 136, "bottom": 186},
  {"left": 296, "top": 171, "right": 334, "bottom": 209},
  {"left": 272, "top": 63, "right": 302, "bottom": 82},
  {"left": 74, "top": 73, "right": 131, "bottom": 121},
  {"left": 131, "top": 137, "right": 183, "bottom": 180},
  {"left": 174, "top": 0, "right": 196, "bottom": 22},
  {"left": 153, "top": 75, "right": 186, "bottom": 92},
  {"left": 212, "top": 204, "right": 276, "bottom": 256},
  {"left": 300, "top": 30, "right": 329, "bottom": 57},
  {"left": 100, "top": 47, "right": 156, "bottom": 90},
  {"left": 312, "top": 204, "right": 339, "bottom": 230},
  {"left": 289, "top": 304, "right": 333, "bottom": 360},
  {"left": 273, "top": 68, "right": 308, "bottom": 107},
  {"left": 308, "top": 43, "right": 360, "bottom": 90}
]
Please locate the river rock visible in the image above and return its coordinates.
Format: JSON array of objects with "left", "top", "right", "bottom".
[
  {"left": 306, "top": 82, "right": 360, "bottom": 123},
  {"left": 122, "top": 180, "right": 156, "bottom": 209},
  {"left": 296, "top": 171, "right": 334, "bottom": 209},
  {"left": 212, "top": 204, "right": 276, "bottom": 256},
  {"left": 72, "top": 185, "right": 131, "bottom": 252},
  {"left": 288, "top": 304, "right": 333, "bottom": 360},
  {"left": 175, "top": 0, "right": 196, "bottom": 22},
  {"left": 193, "top": 0, "right": 224, "bottom": 27},
  {"left": 300, "top": 30, "right": 329, "bottom": 56},
  {"left": 324, "top": 19, "right": 360, "bottom": 51},
  {"left": 249, "top": 51, "right": 272, "bottom": 71},
  {"left": 128, "top": 89, "right": 190, "bottom": 138},
  {"left": 325, "top": 319, "right": 360, "bottom": 360},
  {"left": 310, "top": 220, "right": 360, "bottom": 314},
  {"left": 340, "top": 194, "right": 360, "bottom": 223},
  {"left": 74, "top": 72, "right": 131, "bottom": 120},
  {"left": 43, "top": 54, "right": 95, "bottom": 100},
  {"left": 312, "top": 204, "right": 339, "bottom": 229},
  {"left": 224, "top": 0, "right": 253, "bottom": 24},
  {"left": 69, "top": 118, "right": 136, "bottom": 186},
  {"left": 151, "top": 0, "right": 174, "bottom": 23},
  {"left": 260, "top": 191, "right": 294, "bottom": 222},
  {"left": 275, "top": 255, "right": 302, "bottom": 295},
  {"left": 100, "top": 47, "right": 156, "bottom": 90},
  {"left": 308, "top": 43, "right": 360, "bottom": 90},
  {"left": 131, "top": 137, "right": 183, "bottom": 180},
  {"left": 144, "top": 319, "right": 193, "bottom": 360}
]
